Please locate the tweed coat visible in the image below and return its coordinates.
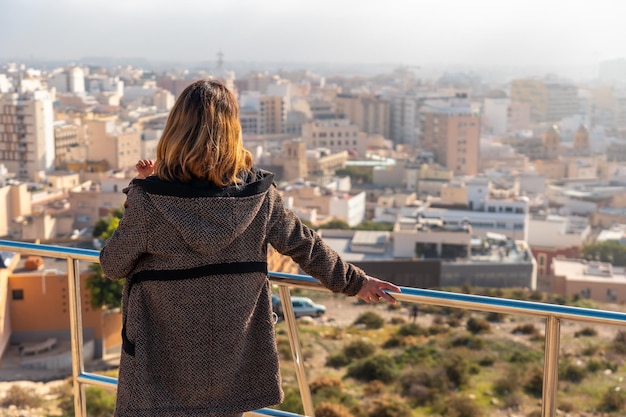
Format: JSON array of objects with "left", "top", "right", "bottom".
[{"left": 99, "top": 169, "right": 367, "bottom": 417}]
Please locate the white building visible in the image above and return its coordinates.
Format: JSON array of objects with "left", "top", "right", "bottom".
[
  {"left": 0, "top": 90, "right": 55, "bottom": 180},
  {"left": 329, "top": 191, "right": 366, "bottom": 227},
  {"left": 528, "top": 214, "right": 591, "bottom": 250},
  {"left": 482, "top": 97, "right": 510, "bottom": 135}
]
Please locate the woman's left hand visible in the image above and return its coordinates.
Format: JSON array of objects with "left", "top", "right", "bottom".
[{"left": 356, "top": 276, "right": 401, "bottom": 304}]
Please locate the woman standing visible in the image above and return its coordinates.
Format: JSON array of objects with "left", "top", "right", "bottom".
[{"left": 100, "top": 79, "right": 400, "bottom": 417}]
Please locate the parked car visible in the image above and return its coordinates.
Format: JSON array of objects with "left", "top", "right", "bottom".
[{"left": 270, "top": 294, "right": 326, "bottom": 319}]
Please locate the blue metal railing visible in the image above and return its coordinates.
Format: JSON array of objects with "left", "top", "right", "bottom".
[{"left": 2, "top": 239, "right": 626, "bottom": 417}]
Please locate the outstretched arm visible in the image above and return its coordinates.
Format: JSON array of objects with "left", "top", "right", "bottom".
[{"left": 356, "top": 275, "right": 401, "bottom": 304}]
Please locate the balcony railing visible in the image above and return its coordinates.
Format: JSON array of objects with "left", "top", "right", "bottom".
[{"left": 2, "top": 239, "right": 626, "bottom": 417}]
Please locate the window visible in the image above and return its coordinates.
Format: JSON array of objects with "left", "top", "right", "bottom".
[
  {"left": 607, "top": 289, "right": 617, "bottom": 302},
  {"left": 12, "top": 289, "right": 24, "bottom": 300}
]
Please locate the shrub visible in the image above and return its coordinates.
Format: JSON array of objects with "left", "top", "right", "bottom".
[
  {"left": 508, "top": 349, "right": 542, "bottom": 364},
  {"left": 529, "top": 291, "right": 543, "bottom": 301},
  {"left": 56, "top": 383, "right": 117, "bottom": 417},
  {"left": 276, "top": 388, "right": 304, "bottom": 415},
  {"left": 444, "top": 354, "right": 471, "bottom": 388},
  {"left": 398, "top": 345, "right": 440, "bottom": 366},
  {"left": 466, "top": 317, "right": 490, "bottom": 334},
  {"left": 347, "top": 354, "right": 398, "bottom": 383},
  {"left": 389, "top": 317, "right": 406, "bottom": 325},
  {"left": 447, "top": 317, "right": 462, "bottom": 327},
  {"left": 0, "top": 385, "right": 43, "bottom": 408},
  {"left": 382, "top": 335, "right": 405, "bottom": 348},
  {"left": 399, "top": 368, "right": 450, "bottom": 406},
  {"left": 613, "top": 330, "right": 626, "bottom": 354},
  {"left": 368, "top": 395, "right": 413, "bottom": 417},
  {"left": 478, "top": 356, "right": 495, "bottom": 367},
  {"left": 575, "top": 326, "right": 598, "bottom": 337},
  {"left": 486, "top": 312, "right": 505, "bottom": 322},
  {"left": 435, "top": 394, "right": 482, "bottom": 417},
  {"left": 598, "top": 387, "right": 626, "bottom": 412},
  {"left": 582, "top": 344, "right": 598, "bottom": 356},
  {"left": 449, "top": 334, "right": 484, "bottom": 350},
  {"left": 523, "top": 367, "right": 544, "bottom": 398},
  {"left": 344, "top": 340, "right": 376, "bottom": 359},
  {"left": 327, "top": 352, "right": 351, "bottom": 368},
  {"left": 559, "top": 362, "right": 587, "bottom": 383},
  {"left": 428, "top": 325, "right": 449, "bottom": 335},
  {"left": 354, "top": 311, "right": 385, "bottom": 329},
  {"left": 493, "top": 367, "right": 522, "bottom": 397},
  {"left": 397, "top": 323, "right": 427, "bottom": 337},
  {"left": 311, "top": 376, "right": 343, "bottom": 394},
  {"left": 364, "top": 380, "right": 386, "bottom": 397},
  {"left": 315, "top": 402, "right": 354, "bottom": 417},
  {"left": 511, "top": 324, "right": 537, "bottom": 335}
]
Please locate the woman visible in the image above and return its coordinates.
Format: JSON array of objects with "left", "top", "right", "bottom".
[{"left": 100, "top": 79, "right": 400, "bottom": 417}]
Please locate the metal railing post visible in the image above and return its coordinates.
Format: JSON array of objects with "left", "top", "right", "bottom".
[
  {"left": 542, "top": 315, "right": 560, "bottom": 417},
  {"left": 67, "top": 257, "right": 87, "bottom": 417},
  {"left": 278, "top": 285, "right": 315, "bottom": 417}
]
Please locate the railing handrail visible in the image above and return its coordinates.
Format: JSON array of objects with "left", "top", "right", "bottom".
[{"left": 2, "top": 239, "right": 626, "bottom": 417}]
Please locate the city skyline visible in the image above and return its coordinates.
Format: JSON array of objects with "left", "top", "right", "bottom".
[{"left": 2, "top": 0, "right": 625, "bottom": 76}]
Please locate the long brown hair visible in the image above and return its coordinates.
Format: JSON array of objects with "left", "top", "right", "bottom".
[{"left": 154, "top": 79, "right": 253, "bottom": 186}]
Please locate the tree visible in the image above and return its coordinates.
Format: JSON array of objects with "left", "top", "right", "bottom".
[
  {"left": 581, "top": 241, "right": 626, "bottom": 266},
  {"left": 92, "top": 207, "right": 124, "bottom": 238},
  {"left": 318, "top": 219, "right": 350, "bottom": 230},
  {"left": 88, "top": 212, "right": 124, "bottom": 310}
]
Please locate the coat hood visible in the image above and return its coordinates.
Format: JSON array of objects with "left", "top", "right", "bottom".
[{"left": 127, "top": 169, "right": 275, "bottom": 254}]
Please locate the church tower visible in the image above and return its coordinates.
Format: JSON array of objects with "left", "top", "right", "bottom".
[
  {"left": 573, "top": 125, "right": 590, "bottom": 155},
  {"left": 541, "top": 125, "right": 560, "bottom": 160}
]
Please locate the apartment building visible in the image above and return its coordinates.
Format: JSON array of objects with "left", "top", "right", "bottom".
[
  {"left": 0, "top": 91, "right": 55, "bottom": 181},
  {"left": 301, "top": 119, "right": 368, "bottom": 157},
  {"left": 239, "top": 92, "right": 286, "bottom": 135},
  {"left": 420, "top": 99, "right": 481, "bottom": 176},
  {"left": 335, "top": 94, "right": 391, "bottom": 139},
  {"left": 528, "top": 214, "right": 590, "bottom": 277},
  {"left": 85, "top": 118, "right": 141, "bottom": 170},
  {"left": 511, "top": 77, "right": 579, "bottom": 123},
  {"left": 552, "top": 259, "right": 626, "bottom": 303}
]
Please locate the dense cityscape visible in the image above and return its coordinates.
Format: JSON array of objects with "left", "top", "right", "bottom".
[{"left": 2, "top": 1, "right": 626, "bottom": 413}]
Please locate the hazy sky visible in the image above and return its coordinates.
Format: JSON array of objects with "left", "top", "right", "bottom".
[{"left": 1, "top": 0, "right": 625, "bottom": 69}]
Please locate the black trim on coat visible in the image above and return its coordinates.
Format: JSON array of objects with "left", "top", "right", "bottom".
[
  {"left": 126, "top": 169, "right": 275, "bottom": 198},
  {"left": 121, "top": 261, "right": 268, "bottom": 356}
]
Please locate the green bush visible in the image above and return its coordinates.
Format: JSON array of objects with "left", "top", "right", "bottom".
[
  {"left": 276, "top": 336, "right": 293, "bottom": 360},
  {"left": 399, "top": 368, "right": 450, "bottom": 406},
  {"left": 344, "top": 340, "right": 377, "bottom": 359},
  {"left": 397, "top": 323, "right": 427, "bottom": 337},
  {"left": 347, "top": 354, "right": 398, "bottom": 383},
  {"left": 368, "top": 395, "right": 413, "bottom": 417},
  {"left": 56, "top": 383, "right": 116, "bottom": 417},
  {"left": 354, "top": 311, "right": 385, "bottom": 329},
  {"left": 613, "top": 330, "right": 626, "bottom": 354},
  {"left": 493, "top": 368, "right": 522, "bottom": 397},
  {"left": 275, "top": 388, "right": 304, "bottom": 415},
  {"left": 449, "top": 334, "right": 484, "bottom": 350},
  {"left": 529, "top": 291, "right": 544, "bottom": 301},
  {"left": 523, "top": 367, "right": 544, "bottom": 398},
  {"left": 327, "top": 352, "right": 351, "bottom": 368},
  {"left": 598, "top": 387, "right": 626, "bottom": 412},
  {"left": 443, "top": 354, "right": 471, "bottom": 389},
  {"left": 398, "top": 345, "right": 441, "bottom": 366},
  {"left": 486, "top": 312, "right": 506, "bottom": 322},
  {"left": 382, "top": 335, "right": 406, "bottom": 348},
  {"left": 575, "top": 326, "right": 598, "bottom": 337},
  {"left": 389, "top": 317, "right": 406, "bottom": 325},
  {"left": 478, "top": 356, "right": 495, "bottom": 367},
  {"left": 466, "top": 317, "right": 491, "bottom": 334},
  {"left": 511, "top": 323, "right": 538, "bottom": 335},
  {"left": 508, "top": 349, "right": 542, "bottom": 364},
  {"left": 559, "top": 362, "right": 587, "bottom": 383},
  {"left": 434, "top": 394, "right": 482, "bottom": 417}
]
